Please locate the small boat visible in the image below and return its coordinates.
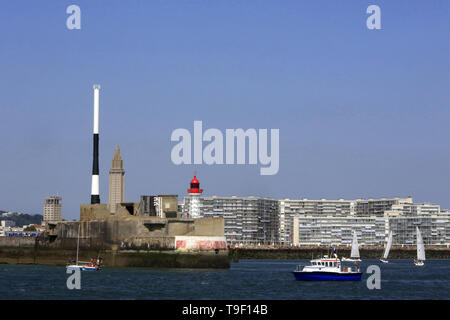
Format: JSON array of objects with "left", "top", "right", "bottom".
[
  {"left": 380, "top": 230, "right": 393, "bottom": 263},
  {"left": 414, "top": 227, "right": 425, "bottom": 266},
  {"left": 67, "top": 262, "right": 101, "bottom": 271},
  {"left": 342, "top": 230, "right": 361, "bottom": 262},
  {"left": 66, "top": 224, "right": 102, "bottom": 271},
  {"left": 414, "top": 259, "right": 424, "bottom": 267},
  {"left": 292, "top": 254, "right": 362, "bottom": 281}
]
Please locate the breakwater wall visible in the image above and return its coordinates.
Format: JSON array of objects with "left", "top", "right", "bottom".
[
  {"left": 0, "top": 236, "right": 36, "bottom": 247},
  {"left": 0, "top": 237, "right": 230, "bottom": 269},
  {"left": 229, "top": 246, "right": 450, "bottom": 260},
  {"left": 0, "top": 247, "right": 229, "bottom": 268}
]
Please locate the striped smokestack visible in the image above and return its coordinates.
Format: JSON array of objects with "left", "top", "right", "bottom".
[{"left": 91, "top": 84, "right": 101, "bottom": 204}]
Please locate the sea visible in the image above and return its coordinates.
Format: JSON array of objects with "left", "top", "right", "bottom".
[{"left": 0, "top": 259, "right": 449, "bottom": 299}]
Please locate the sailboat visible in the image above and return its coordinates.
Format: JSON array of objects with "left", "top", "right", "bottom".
[
  {"left": 342, "top": 230, "right": 361, "bottom": 262},
  {"left": 66, "top": 224, "right": 101, "bottom": 271},
  {"left": 414, "top": 227, "right": 425, "bottom": 266},
  {"left": 380, "top": 230, "right": 393, "bottom": 263}
]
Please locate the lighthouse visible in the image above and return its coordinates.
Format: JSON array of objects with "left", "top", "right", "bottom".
[
  {"left": 186, "top": 174, "right": 203, "bottom": 218},
  {"left": 91, "top": 84, "right": 101, "bottom": 204}
]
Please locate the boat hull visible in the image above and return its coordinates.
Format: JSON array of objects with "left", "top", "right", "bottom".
[
  {"left": 293, "top": 271, "right": 362, "bottom": 281},
  {"left": 83, "top": 266, "right": 100, "bottom": 271},
  {"left": 66, "top": 265, "right": 83, "bottom": 271},
  {"left": 66, "top": 265, "right": 101, "bottom": 271}
]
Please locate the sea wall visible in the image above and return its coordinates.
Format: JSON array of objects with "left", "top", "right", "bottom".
[
  {"left": 229, "top": 246, "right": 450, "bottom": 260},
  {"left": 0, "top": 216, "right": 230, "bottom": 269},
  {"left": 0, "top": 241, "right": 229, "bottom": 269},
  {"left": 0, "top": 236, "right": 36, "bottom": 247}
]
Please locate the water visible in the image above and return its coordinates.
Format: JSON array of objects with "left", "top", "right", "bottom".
[{"left": 1, "top": 259, "right": 449, "bottom": 299}]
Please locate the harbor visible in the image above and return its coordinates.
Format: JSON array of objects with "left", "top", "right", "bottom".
[{"left": 1, "top": 259, "right": 450, "bottom": 299}]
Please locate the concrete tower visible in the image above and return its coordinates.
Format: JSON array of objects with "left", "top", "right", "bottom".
[
  {"left": 43, "top": 196, "right": 62, "bottom": 223},
  {"left": 109, "top": 145, "right": 125, "bottom": 214}
]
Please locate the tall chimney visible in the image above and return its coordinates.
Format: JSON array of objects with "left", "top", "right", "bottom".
[{"left": 91, "top": 84, "right": 101, "bottom": 204}]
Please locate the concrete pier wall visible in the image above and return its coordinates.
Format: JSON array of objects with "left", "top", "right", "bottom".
[
  {"left": 0, "top": 217, "right": 230, "bottom": 268},
  {"left": 0, "top": 237, "right": 36, "bottom": 247},
  {"left": 0, "top": 246, "right": 230, "bottom": 268}
]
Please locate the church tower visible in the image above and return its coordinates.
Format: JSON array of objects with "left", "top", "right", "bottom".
[{"left": 109, "top": 145, "right": 125, "bottom": 214}]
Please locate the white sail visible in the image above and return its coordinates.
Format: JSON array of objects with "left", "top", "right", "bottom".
[
  {"left": 351, "top": 230, "right": 360, "bottom": 258},
  {"left": 416, "top": 227, "right": 425, "bottom": 261},
  {"left": 383, "top": 230, "right": 393, "bottom": 259}
]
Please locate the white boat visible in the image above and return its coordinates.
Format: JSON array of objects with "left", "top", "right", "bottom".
[
  {"left": 342, "top": 230, "right": 361, "bottom": 262},
  {"left": 380, "top": 230, "right": 393, "bottom": 263},
  {"left": 66, "top": 224, "right": 101, "bottom": 271},
  {"left": 292, "top": 254, "right": 362, "bottom": 281},
  {"left": 414, "top": 227, "right": 425, "bottom": 266}
]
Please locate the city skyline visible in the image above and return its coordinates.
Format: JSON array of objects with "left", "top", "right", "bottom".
[{"left": 1, "top": 1, "right": 450, "bottom": 219}]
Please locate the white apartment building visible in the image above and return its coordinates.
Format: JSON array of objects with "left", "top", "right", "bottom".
[
  {"left": 180, "top": 194, "right": 450, "bottom": 247},
  {"left": 182, "top": 195, "right": 279, "bottom": 245},
  {"left": 285, "top": 198, "right": 450, "bottom": 247}
]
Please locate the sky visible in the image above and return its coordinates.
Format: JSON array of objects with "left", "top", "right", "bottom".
[{"left": 1, "top": 1, "right": 450, "bottom": 219}]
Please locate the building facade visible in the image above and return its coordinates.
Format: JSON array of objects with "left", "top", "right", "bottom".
[
  {"left": 43, "top": 196, "right": 62, "bottom": 223},
  {"left": 182, "top": 195, "right": 279, "bottom": 245},
  {"left": 386, "top": 203, "right": 450, "bottom": 246},
  {"left": 284, "top": 197, "right": 450, "bottom": 247},
  {"left": 139, "top": 195, "right": 179, "bottom": 218},
  {"left": 279, "top": 198, "right": 356, "bottom": 245},
  {"left": 1, "top": 220, "right": 16, "bottom": 228}
]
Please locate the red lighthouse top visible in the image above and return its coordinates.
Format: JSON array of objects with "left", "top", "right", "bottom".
[{"left": 187, "top": 175, "right": 203, "bottom": 194}]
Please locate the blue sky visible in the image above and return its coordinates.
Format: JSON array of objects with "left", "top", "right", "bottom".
[{"left": 1, "top": 1, "right": 450, "bottom": 219}]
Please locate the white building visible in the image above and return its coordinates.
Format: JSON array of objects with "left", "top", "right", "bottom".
[
  {"left": 1, "top": 220, "right": 16, "bottom": 228},
  {"left": 183, "top": 195, "right": 280, "bottom": 245},
  {"left": 285, "top": 197, "right": 450, "bottom": 247}
]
